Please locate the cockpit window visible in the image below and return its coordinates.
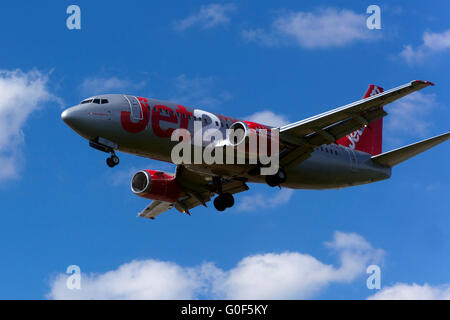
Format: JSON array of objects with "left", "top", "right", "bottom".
[
  {"left": 101, "top": 99, "right": 109, "bottom": 104},
  {"left": 81, "top": 99, "right": 93, "bottom": 104},
  {"left": 93, "top": 98, "right": 101, "bottom": 104}
]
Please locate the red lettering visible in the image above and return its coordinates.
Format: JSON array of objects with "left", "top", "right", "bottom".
[
  {"left": 120, "top": 97, "right": 150, "bottom": 133},
  {"left": 151, "top": 105, "right": 179, "bottom": 138}
]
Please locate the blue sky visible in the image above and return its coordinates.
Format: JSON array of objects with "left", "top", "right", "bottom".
[{"left": 0, "top": 1, "right": 449, "bottom": 299}]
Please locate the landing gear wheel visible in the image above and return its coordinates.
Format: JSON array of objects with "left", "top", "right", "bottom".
[
  {"left": 265, "top": 168, "right": 287, "bottom": 187},
  {"left": 221, "top": 193, "right": 235, "bottom": 208},
  {"left": 106, "top": 154, "right": 120, "bottom": 168},
  {"left": 214, "top": 196, "right": 227, "bottom": 212},
  {"left": 277, "top": 168, "right": 287, "bottom": 184},
  {"left": 265, "top": 175, "right": 279, "bottom": 187},
  {"left": 106, "top": 157, "right": 115, "bottom": 167},
  {"left": 110, "top": 154, "right": 120, "bottom": 166},
  {"left": 214, "top": 193, "right": 235, "bottom": 212}
]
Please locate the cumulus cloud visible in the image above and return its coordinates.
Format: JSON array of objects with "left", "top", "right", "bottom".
[
  {"left": 368, "top": 283, "right": 450, "bottom": 300},
  {"left": 48, "top": 260, "right": 210, "bottom": 299},
  {"left": 174, "top": 3, "right": 236, "bottom": 32},
  {"left": 215, "top": 232, "right": 384, "bottom": 299},
  {"left": 48, "top": 231, "right": 383, "bottom": 299},
  {"left": 78, "top": 76, "right": 146, "bottom": 96},
  {"left": 385, "top": 92, "right": 436, "bottom": 147},
  {"left": 242, "top": 8, "right": 376, "bottom": 49},
  {"left": 246, "top": 110, "right": 290, "bottom": 127},
  {"left": 0, "top": 69, "right": 57, "bottom": 182},
  {"left": 400, "top": 30, "right": 450, "bottom": 64},
  {"left": 237, "top": 189, "right": 293, "bottom": 212}
]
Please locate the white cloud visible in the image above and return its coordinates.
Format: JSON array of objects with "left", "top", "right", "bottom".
[
  {"left": 48, "top": 231, "right": 383, "bottom": 299},
  {"left": 78, "top": 76, "right": 146, "bottom": 96},
  {"left": 0, "top": 69, "right": 57, "bottom": 182},
  {"left": 237, "top": 189, "right": 293, "bottom": 212},
  {"left": 48, "top": 260, "right": 210, "bottom": 299},
  {"left": 174, "top": 3, "right": 236, "bottom": 32},
  {"left": 368, "top": 283, "right": 450, "bottom": 300},
  {"left": 243, "top": 8, "right": 376, "bottom": 49},
  {"left": 215, "top": 232, "right": 384, "bottom": 299},
  {"left": 400, "top": 30, "right": 450, "bottom": 64},
  {"left": 385, "top": 92, "right": 436, "bottom": 147},
  {"left": 246, "top": 110, "right": 290, "bottom": 127}
]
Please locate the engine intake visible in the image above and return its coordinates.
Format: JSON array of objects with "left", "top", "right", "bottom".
[
  {"left": 226, "top": 121, "right": 277, "bottom": 156},
  {"left": 131, "top": 170, "right": 182, "bottom": 202}
]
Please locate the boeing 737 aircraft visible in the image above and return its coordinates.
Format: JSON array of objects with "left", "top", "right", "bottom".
[{"left": 61, "top": 80, "right": 449, "bottom": 219}]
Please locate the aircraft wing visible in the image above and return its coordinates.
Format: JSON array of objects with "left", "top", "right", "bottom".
[
  {"left": 137, "top": 165, "right": 249, "bottom": 219},
  {"left": 277, "top": 80, "right": 434, "bottom": 167}
]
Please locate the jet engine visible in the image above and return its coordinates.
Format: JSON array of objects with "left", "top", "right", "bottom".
[
  {"left": 131, "top": 170, "right": 182, "bottom": 202},
  {"left": 226, "top": 121, "right": 276, "bottom": 155}
]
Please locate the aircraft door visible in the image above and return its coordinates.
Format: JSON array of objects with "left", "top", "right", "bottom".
[{"left": 125, "top": 95, "right": 143, "bottom": 121}]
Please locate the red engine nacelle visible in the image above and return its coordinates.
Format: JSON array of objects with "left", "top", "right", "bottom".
[
  {"left": 227, "top": 121, "right": 277, "bottom": 155},
  {"left": 131, "top": 170, "right": 182, "bottom": 202}
]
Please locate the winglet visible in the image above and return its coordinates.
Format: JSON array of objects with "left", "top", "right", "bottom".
[{"left": 413, "top": 80, "right": 435, "bottom": 86}]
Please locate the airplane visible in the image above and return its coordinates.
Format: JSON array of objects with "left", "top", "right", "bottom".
[{"left": 61, "top": 80, "right": 449, "bottom": 219}]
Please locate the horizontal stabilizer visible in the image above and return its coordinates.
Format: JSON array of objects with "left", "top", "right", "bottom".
[{"left": 371, "top": 132, "right": 450, "bottom": 167}]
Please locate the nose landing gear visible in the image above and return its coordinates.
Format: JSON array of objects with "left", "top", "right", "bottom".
[
  {"left": 89, "top": 138, "right": 120, "bottom": 168},
  {"left": 106, "top": 153, "right": 120, "bottom": 168}
]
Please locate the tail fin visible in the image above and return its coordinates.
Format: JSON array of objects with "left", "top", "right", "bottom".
[
  {"left": 336, "top": 84, "right": 384, "bottom": 155},
  {"left": 372, "top": 132, "right": 450, "bottom": 167}
]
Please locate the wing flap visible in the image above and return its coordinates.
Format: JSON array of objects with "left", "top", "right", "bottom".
[
  {"left": 371, "top": 132, "right": 450, "bottom": 167},
  {"left": 138, "top": 201, "right": 174, "bottom": 219}
]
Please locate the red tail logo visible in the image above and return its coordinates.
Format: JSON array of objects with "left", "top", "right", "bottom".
[{"left": 336, "top": 84, "right": 384, "bottom": 155}]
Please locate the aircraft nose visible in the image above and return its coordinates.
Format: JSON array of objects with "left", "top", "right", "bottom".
[
  {"left": 61, "top": 108, "right": 71, "bottom": 123},
  {"left": 61, "top": 105, "right": 85, "bottom": 129}
]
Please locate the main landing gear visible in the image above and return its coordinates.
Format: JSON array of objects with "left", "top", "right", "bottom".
[
  {"left": 214, "top": 193, "right": 235, "bottom": 212},
  {"left": 265, "top": 168, "right": 287, "bottom": 187},
  {"left": 106, "top": 152, "right": 120, "bottom": 168},
  {"left": 212, "top": 177, "right": 235, "bottom": 212}
]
